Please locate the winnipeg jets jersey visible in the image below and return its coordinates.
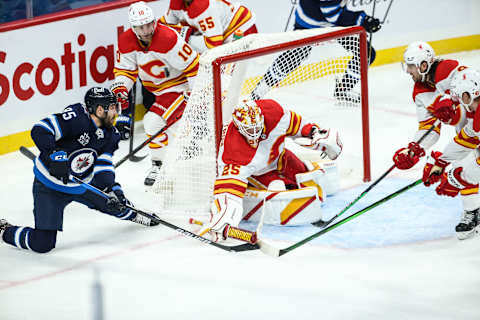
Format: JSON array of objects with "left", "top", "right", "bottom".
[
  {"left": 160, "top": 0, "right": 255, "bottom": 52},
  {"left": 31, "top": 103, "right": 121, "bottom": 194},
  {"left": 113, "top": 22, "right": 199, "bottom": 95},
  {"left": 412, "top": 60, "right": 468, "bottom": 149},
  {"left": 295, "top": 0, "right": 367, "bottom": 29},
  {"left": 214, "top": 99, "right": 318, "bottom": 200}
]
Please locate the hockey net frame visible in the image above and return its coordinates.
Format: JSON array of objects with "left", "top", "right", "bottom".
[{"left": 152, "top": 26, "right": 371, "bottom": 216}]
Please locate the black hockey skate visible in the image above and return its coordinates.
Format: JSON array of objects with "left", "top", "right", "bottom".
[
  {"left": 0, "top": 219, "right": 12, "bottom": 237},
  {"left": 455, "top": 209, "right": 480, "bottom": 240}
]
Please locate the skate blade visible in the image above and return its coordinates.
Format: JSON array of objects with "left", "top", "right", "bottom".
[{"left": 456, "top": 229, "right": 478, "bottom": 240}]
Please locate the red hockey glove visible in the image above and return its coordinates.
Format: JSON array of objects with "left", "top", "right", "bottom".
[
  {"left": 436, "top": 167, "right": 478, "bottom": 197},
  {"left": 422, "top": 151, "right": 449, "bottom": 187},
  {"left": 430, "top": 95, "right": 458, "bottom": 124},
  {"left": 111, "top": 83, "right": 129, "bottom": 111},
  {"left": 393, "top": 142, "right": 425, "bottom": 170}
]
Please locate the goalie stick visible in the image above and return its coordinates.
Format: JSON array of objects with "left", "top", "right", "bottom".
[
  {"left": 312, "top": 120, "right": 440, "bottom": 228},
  {"left": 19, "top": 146, "right": 261, "bottom": 253},
  {"left": 259, "top": 178, "right": 423, "bottom": 257}
]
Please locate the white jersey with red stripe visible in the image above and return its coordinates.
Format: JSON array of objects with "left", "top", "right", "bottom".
[
  {"left": 411, "top": 60, "right": 468, "bottom": 150},
  {"left": 160, "top": 0, "right": 255, "bottom": 52},
  {"left": 214, "top": 99, "right": 320, "bottom": 201},
  {"left": 113, "top": 22, "right": 199, "bottom": 96}
]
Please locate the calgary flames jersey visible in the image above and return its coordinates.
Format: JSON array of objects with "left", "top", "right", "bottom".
[
  {"left": 411, "top": 60, "right": 468, "bottom": 149},
  {"left": 214, "top": 99, "right": 318, "bottom": 200},
  {"left": 113, "top": 22, "right": 199, "bottom": 95},
  {"left": 160, "top": 0, "right": 255, "bottom": 52}
]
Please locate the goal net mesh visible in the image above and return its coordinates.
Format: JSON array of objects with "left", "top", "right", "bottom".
[{"left": 151, "top": 26, "right": 369, "bottom": 217}]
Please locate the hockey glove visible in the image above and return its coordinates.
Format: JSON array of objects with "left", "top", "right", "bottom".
[
  {"left": 362, "top": 15, "right": 381, "bottom": 33},
  {"left": 115, "top": 114, "right": 132, "bottom": 140},
  {"left": 422, "top": 151, "right": 449, "bottom": 187},
  {"left": 105, "top": 183, "right": 132, "bottom": 212},
  {"left": 308, "top": 126, "right": 343, "bottom": 160},
  {"left": 436, "top": 167, "right": 478, "bottom": 197},
  {"left": 110, "top": 82, "right": 129, "bottom": 111},
  {"left": 429, "top": 95, "right": 458, "bottom": 124},
  {"left": 48, "top": 150, "right": 69, "bottom": 184},
  {"left": 393, "top": 142, "right": 426, "bottom": 170}
]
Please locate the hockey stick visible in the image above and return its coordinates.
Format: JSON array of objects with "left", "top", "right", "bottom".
[
  {"left": 114, "top": 125, "right": 166, "bottom": 168},
  {"left": 19, "top": 146, "right": 259, "bottom": 253},
  {"left": 259, "top": 178, "right": 423, "bottom": 257},
  {"left": 313, "top": 120, "right": 439, "bottom": 228},
  {"left": 381, "top": 0, "right": 394, "bottom": 24},
  {"left": 368, "top": 0, "right": 377, "bottom": 63},
  {"left": 284, "top": 0, "right": 298, "bottom": 32},
  {"left": 128, "top": 82, "right": 148, "bottom": 163}
]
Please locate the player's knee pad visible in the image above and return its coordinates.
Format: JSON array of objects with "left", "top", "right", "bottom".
[
  {"left": 29, "top": 229, "right": 57, "bottom": 253},
  {"left": 143, "top": 111, "right": 167, "bottom": 136}
]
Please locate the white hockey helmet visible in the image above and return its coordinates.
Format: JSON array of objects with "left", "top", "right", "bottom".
[
  {"left": 232, "top": 100, "right": 264, "bottom": 148},
  {"left": 403, "top": 41, "right": 435, "bottom": 81},
  {"left": 450, "top": 67, "right": 480, "bottom": 112},
  {"left": 128, "top": 1, "right": 155, "bottom": 27}
]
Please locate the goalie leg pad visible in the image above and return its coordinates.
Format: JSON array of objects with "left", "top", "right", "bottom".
[
  {"left": 296, "top": 160, "right": 339, "bottom": 197},
  {"left": 243, "top": 187, "right": 323, "bottom": 226}
]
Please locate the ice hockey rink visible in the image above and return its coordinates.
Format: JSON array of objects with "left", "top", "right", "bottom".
[{"left": 1, "top": 50, "right": 480, "bottom": 320}]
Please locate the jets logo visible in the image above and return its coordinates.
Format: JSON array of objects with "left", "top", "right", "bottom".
[{"left": 69, "top": 148, "right": 98, "bottom": 177}]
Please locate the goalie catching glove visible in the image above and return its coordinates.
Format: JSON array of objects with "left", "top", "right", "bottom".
[
  {"left": 422, "top": 151, "right": 449, "bottom": 187},
  {"left": 296, "top": 125, "right": 343, "bottom": 160},
  {"left": 393, "top": 142, "right": 425, "bottom": 170}
]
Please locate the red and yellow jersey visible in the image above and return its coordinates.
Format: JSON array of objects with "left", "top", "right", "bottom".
[
  {"left": 113, "top": 23, "right": 199, "bottom": 95},
  {"left": 411, "top": 60, "right": 468, "bottom": 149},
  {"left": 214, "top": 99, "right": 318, "bottom": 200},
  {"left": 160, "top": 0, "right": 256, "bottom": 52}
]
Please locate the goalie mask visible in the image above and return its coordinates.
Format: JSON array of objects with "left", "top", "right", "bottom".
[
  {"left": 450, "top": 68, "right": 480, "bottom": 112},
  {"left": 402, "top": 41, "right": 435, "bottom": 82},
  {"left": 128, "top": 1, "right": 156, "bottom": 42},
  {"left": 232, "top": 100, "right": 264, "bottom": 148}
]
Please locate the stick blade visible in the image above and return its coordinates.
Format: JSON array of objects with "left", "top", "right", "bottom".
[{"left": 257, "top": 240, "right": 280, "bottom": 257}]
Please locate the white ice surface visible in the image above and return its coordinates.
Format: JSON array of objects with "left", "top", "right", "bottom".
[{"left": 1, "top": 51, "right": 480, "bottom": 320}]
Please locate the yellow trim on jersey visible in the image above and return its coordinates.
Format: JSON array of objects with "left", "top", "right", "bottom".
[
  {"left": 205, "top": 35, "right": 225, "bottom": 49},
  {"left": 143, "top": 76, "right": 188, "bottom": 93},
  {"left": 224, "top": 6, "right": 252, "bottom": 39},
  {"left": 454, "top": 129, "right": 480, "bottom": 149},
  {"left": 247, "top": 177, "right": 267, "bottom": 190},
  {"left": 286, "top": 111, "right": 302, "bottom": 136},
  {"left": 213, "top": 188, "right": 245, "bottom": 198},
  {"left": 183, "top": 54, "right": 200, "bottom": 77},
  {"left": 215, "top": 178, "right": 248, "bottom": 188},
  {"left": 113, "top": 68, "right": 138, "bottom": 82}
]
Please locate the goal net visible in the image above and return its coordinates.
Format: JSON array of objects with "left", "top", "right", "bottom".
[{"left": 152, "top": 26, "right": 370, "bottom": 217}]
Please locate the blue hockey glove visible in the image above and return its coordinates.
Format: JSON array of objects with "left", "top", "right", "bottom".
[
  {"left": 115, "top": 115, "right": 132, "bottom": 140},
  {"left": 48, "top": 150, "right": 69, "bottom": 184},
  {"left": 105, "top": 183, "right": 132, "bottom": 212}
]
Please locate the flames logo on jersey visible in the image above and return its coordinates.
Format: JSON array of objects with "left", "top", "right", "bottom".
[{"left": 140, "top": 60, "right": 170, "bottom": 79}]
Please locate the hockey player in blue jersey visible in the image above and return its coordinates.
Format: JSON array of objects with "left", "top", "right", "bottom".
[
  {"left": 251, "top": 0, "right": 381, "bottom": 103},
  {"left": 0, "top": 87, "right": 158, "bottom": 254}
]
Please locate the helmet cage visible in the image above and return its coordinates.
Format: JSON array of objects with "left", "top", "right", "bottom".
[
  {"left": 402, "top": 41, "right": 435, "bottom": 81},
  {"left": 232, "top": 101, "right": 264, "bottom": 148},
  {"left": 451, "top": 68, "right": 480, "bottom": 112}
]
